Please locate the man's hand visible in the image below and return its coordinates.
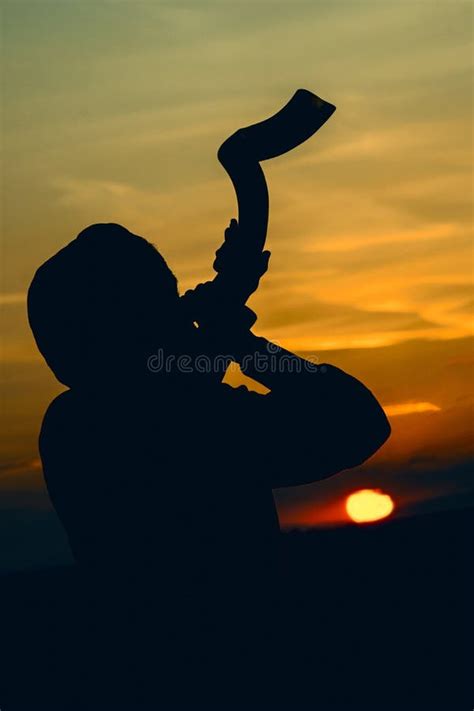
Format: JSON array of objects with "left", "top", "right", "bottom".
[
  {"left": 183, "top": 280, "right": 257, "bottom": 333},
  {"left": 181, "top": 280, "right": 257, "bottom": 384},
  {"left": 213, "top": 219, "right": 271, "bottom": 305},
  {"left": 182, "top": 218, "right": 270, "bottom": 334}
]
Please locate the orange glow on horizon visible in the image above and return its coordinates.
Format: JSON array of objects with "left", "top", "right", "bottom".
[
  {"left": 346, "top": 489, "right": 395, "bottom": 524},
  {"left": 384, "top": 401, "right": 441, "bottom": 417}
]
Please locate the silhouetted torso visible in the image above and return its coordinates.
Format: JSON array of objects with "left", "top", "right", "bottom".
[
  {"left": 41, "top": 378, "right": 280, "bottom": 581},
  {"left": 40, "top": 373, "right": 282, "bottom": 702}
]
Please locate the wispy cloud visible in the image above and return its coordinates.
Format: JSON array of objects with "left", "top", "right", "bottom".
[
  {"left": 302, "top": 223, "right": 463, "bottom": 254},
  {"left": 384, "top": 402, "right": 441, "bottom": 417},
  {"left": 0, "top": 292, "right": 25, "bottom": 306}
]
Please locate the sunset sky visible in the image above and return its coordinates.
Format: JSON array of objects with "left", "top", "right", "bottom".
[{"left": 1, "top": 1, "right": 473, "bottom": 569}]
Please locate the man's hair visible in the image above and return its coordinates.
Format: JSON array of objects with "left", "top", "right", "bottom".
[{"left": 28, "top": 223, "right": 178, "bottom": 387}]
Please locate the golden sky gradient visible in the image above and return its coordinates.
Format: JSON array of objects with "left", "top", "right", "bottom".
[{"left": 1, "top": 1, "right": 473, "bottom": 566}]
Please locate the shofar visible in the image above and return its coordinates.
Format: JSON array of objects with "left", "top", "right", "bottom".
[{"left": 184, "top": 89, "right": 336, "bottom": 317}]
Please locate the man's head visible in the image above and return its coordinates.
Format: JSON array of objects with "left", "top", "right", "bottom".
[{"left": 28, "top": 223, "right": 181, "bottom": 387}]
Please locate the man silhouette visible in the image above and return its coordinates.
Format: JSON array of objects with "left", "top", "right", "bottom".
[{"left": 28, "top": 221, "right": 390, "bottom": 705}]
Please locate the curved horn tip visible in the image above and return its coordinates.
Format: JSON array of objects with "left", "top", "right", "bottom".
[{"left": 296, "top": 87, "right": 336, "bottom": 112}]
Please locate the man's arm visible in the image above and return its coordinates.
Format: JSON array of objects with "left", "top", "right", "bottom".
[
  {"left": 187, "top": 220, "right": 390, "bottom": 487},
  {"left": 229, "top": 332, "right": 391, "bottom": 488}
]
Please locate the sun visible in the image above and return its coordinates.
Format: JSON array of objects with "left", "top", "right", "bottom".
[{"left": 346, "top": 489, "right": 394, "bottom": 524}]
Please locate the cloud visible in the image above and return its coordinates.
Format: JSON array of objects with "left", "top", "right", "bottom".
[
  {"left": 304, "top": 226, "right": 471, "bottom": 275},
  {"left": 259, "top": 297, "right": 440, "bottom": 334},
  {"left": 450, "top": 298, "right": 474, "bottom": 315},
  {"left": 0, "top": 458, "right": 42, "bottom": 479},
  {"left": 0, "top": 458, "right": 48, "bottom": 511},
  {"left": 0, "top": 292, "right": 25, "bottom": 306},
  {"left": 303, "top": 223, "right": 463, "bottom": 254},
  {"left": 412, "top": 282, "right": 473, "bottom": 301},
  {"left": 297, "top": 119, "right": 470, "bottom": 168},
  {"left": 384, "top": 402, "right": 441, "bottom": 417}
]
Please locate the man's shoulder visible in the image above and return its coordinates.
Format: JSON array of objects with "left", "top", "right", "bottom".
[
  {"left": 39, "top": 390, "right": 78, "bottom": 460},
  {"left": 40, "top": 389, "right": 105, "bottom": 467}
]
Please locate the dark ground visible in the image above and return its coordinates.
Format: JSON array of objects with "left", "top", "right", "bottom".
[{"left": 1, "top": 508, "right": 471, "bottom": 710}]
